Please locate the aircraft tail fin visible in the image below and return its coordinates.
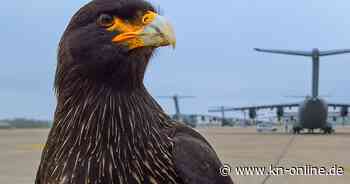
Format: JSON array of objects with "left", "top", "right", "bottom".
[
  {"left": 319, "top": 49, "right": 350, "bottom": 56},
  {"left": 254, "top": 48, "right": 312, "bottom": 56}
]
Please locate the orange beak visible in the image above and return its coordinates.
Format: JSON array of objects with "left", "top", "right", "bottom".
[{"left": 108, "top": 12, "right": 176, "bottom": 50}]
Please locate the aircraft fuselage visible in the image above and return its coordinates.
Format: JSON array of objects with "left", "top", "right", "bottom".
[
  {"left": 252, "top": 47, "right": 350, "bottom": 133},
  {"left": 297, "top": 97, "right": 328, "bottom": 130}
]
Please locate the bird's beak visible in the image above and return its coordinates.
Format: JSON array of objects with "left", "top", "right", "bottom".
[{"left": 110, "top": 14, "right": 176, "bottom": 50}]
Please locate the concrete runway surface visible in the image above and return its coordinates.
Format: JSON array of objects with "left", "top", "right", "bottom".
[{"left": 0, "top": 127, "right": 349, "bottom": 184}]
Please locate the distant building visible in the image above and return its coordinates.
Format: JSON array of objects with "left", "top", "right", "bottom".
[
  {"left": 0, "top": 119, "right": 51, "bottom": 129},
  {"left": 0, "top": 121, "right": 12, "bottom": 129},
  {"left": 172, "top": 114, "right": 223, "bottom": 128}
]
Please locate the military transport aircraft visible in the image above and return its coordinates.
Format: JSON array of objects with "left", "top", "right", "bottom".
[{"left": 210, "top": 48, "right": 350, "bottom": 134}]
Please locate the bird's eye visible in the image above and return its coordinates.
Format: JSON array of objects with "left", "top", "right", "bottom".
[
  {"left": 142, "top": 16, "right": 150, "bottom": 24},
  {"left": 142, "top": 11, "right": 157, "bottom": 25},
  {"left": 98, "top": 14, "right": 114, "bottom": 27}
]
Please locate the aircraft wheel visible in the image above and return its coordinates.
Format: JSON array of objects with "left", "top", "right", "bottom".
[
  {"left": 323, "top": 128, "right": 333, "bottom": 134},
  {"left": 293, "top": 127, "right": 300, "bottom": 134}
]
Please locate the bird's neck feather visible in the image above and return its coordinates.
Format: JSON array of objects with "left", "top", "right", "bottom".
[
  {"left": 52, "top": 48, "right": 172, "bottom": 149},
  {"left": 41, "top": 85, "right": 177, "bottom": 183},
  {"left": 53, "top": 84, "right": 173, "bottom": 143}
]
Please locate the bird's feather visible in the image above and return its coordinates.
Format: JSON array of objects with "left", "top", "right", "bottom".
[
  {"left": 36, "top": 0, "right": 234, "bottom": 183},
  {"left": 164, "top": 124, "right": 234, "bottom": 184}
]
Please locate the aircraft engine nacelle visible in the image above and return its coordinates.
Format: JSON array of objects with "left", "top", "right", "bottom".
[
  {"left": 341, "top": 106, "right": 349, "bottom": 117},
  {"left": 249, "top": 108, "right": 257, "bottom": 119},
  {"left": 277, "top": 107, "right": 284, "bottom": 121}
]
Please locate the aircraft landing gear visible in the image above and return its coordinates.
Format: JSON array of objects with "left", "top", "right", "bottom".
[
  {"left": 293, "top": 127, "right": 301, "bottom": 134},
  {"left": 323, "top": 127, "right": 333, "bottom": 134}
]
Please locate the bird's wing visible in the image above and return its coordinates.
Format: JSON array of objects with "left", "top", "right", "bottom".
[{"left": 167, "top": 124, "right": 234, "bottom": 184}]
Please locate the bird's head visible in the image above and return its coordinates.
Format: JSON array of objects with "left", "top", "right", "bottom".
[{"left": 56, "top": 0, "right": 176, "bottom": 91}]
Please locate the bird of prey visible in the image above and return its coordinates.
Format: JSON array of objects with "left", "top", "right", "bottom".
[{"left": 36, "top": 0, "right": 234, "bottom": 183}]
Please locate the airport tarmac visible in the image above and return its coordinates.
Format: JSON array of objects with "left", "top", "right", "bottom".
[{"left": 0, "top": 127, "right": 349, "bottom": 184}]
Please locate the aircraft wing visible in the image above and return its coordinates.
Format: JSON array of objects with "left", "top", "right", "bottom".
[
  {"left": 210, "top": 103, "right": 300, "bottom": 112},
  {"left": 254, "top": 48, "right": 312, "bottom": 57},
  {"left": 319, "top": 49, "right": 350, "bottom": 56},
  {"left": 328, "top": 103, "right": 350, "bottom": 108},
  {"left": 328, "top": 112, "right": 342, "bottom": 118},
  {"left": 284, "top": 112, "right": 298, "bottom": 116}
]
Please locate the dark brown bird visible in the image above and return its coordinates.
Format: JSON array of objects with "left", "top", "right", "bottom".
[{"left": 36, "top": 0, "right": 234, "bottom": 183}]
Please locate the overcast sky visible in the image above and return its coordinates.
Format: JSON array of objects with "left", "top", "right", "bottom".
[{"left": 1, "top": 0, "right": 350, "bottom": 120}]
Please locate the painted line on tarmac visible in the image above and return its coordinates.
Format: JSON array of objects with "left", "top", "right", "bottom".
[{"left": 261, "top": 135, "right": 296, "bottom": 184}]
